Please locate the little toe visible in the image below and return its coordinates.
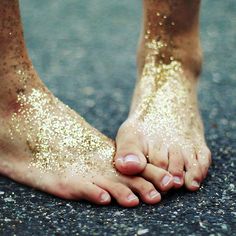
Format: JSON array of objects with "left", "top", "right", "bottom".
[
  {"left": 168, "top": 146, "right": 184, "bottom": 188},
  {"left": 141, "top": 164, "right": 174, "bottom": 192},
  {"left": 115, "top": 124, "right": 147, "bottom": 175},
  {"left": 183, "top": 150, "right": 203, "bottom": 191},
  {"left": 148, "top": 144, "right": 169, "bottom": 170},
  {"left": 197, "top": 147, "right": 212, "bottom": 179},
  {"left": 121, "top": 176, "right": 161, "bottom": 204},
  {"left": 95, "top": 177, "right": 139, "bottom": 207}
]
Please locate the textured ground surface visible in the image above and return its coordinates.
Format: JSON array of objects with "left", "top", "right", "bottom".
[{"left": 0, "top": 1, "right": 236, "bottom": 235}]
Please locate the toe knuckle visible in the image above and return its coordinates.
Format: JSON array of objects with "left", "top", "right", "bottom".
[
  {"left": 200, "top": 148, "right": 212, "bottom": 165},
  {"left": 113, "top": 183, "right": 123, "bottom": 190},
  {"left": 156, "top": 160, "right": 168, "bottom": 169},
  {"left": 172, "top": 169, "right": 183, "bottom": 176},
  {"left": 190, "top": 162, "right": 201, "bottom": 173},
  {"left": 132, "top": 177, "right": 154, "bottom": 191},
  {"left": 129, "top": 177, "right": 142, "bottom": 187},
  {"left": 114, "top": 183, "right": 130, "bottom": 197},
  {"left": 143, "top": 181, "right": 155, "bottom": 191}
]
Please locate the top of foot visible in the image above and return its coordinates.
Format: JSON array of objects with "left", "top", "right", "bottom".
[
  {"left": 0, "top": 71, "right": 162, "bottom": 206},
  {"left": 114, "top": 5, "right": 211, "bottom": 191}
]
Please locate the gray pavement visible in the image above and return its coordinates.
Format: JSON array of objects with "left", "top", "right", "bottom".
[{"left": 0, "top": 0, "right": 236, "bottom": 235}]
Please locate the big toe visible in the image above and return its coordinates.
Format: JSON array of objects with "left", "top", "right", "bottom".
[{"left": 115, "top": 124, "right": 147, "bottom": 175}]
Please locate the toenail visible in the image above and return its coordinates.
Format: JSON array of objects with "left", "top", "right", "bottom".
[
  {"left": 123, "top": 155, "right": 140, "bottom": 164},
  {"left": 127, "top": 193, "right": 138, "bottom": 202},
  {"left": 192, "top": 180, "right": 200, "bottom": 188},
  {"left": 100, "top": 192, "right": 110, "bottom": 202},
  {"left": 149, "top": 190, "right": 160, "bottom": 199},
  {"left": 174, "top": 176, "right": 182, "bottom": 184},
  {"left": 162, "top": 175, "right": 172, "bottom": 186}
]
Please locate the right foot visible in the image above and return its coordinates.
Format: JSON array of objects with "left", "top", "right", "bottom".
[
  {"left": 114, "top": 0, "right": 211, "bottom": 190},
  {"left": 0, "top": 0, "right": 164, "bottom": 207}
]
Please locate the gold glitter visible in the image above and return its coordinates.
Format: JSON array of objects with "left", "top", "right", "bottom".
[
  {"left": 135, "top": 45, "right": 203, "bottom": 148},
  {"left": 131, "top": 7, "right": 205, "bottom": 150},
  {"left": 1, "top": 1, "right": 117, "bottom": 178},
  {"left": 9, "top": 88, "right": 116, "bottom": 176}
]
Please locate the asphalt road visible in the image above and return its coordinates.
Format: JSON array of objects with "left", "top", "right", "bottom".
[{"left": 0, "top": 1, "right": 235, "bottom": 235}]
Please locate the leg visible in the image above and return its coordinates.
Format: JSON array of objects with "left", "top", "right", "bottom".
[
  {"left": 0, "top": 0, "right": 162, "bottom": 206},
  {"left": 115, "top": 0, "right": 211, "bottom": 191}
]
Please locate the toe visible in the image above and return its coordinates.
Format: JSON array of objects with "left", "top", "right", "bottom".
[
  {"left": 168, "top": 146, "right": 184, "bottom": 188},
  {"left": 148, "top": 143, "right": 169, "bottom": 170},
  {"left": 79, "top": 181, "right": 111, "bottom": 205},
  {"left": 115, "top": 123, "right": 147, "bottom": 175},
  {"left": 56, "top": 179, "right": 111, "bottom": 205},
  {"left": 95, "top": 177, "right": 139, "bottom": 207},
  {"left": 121, "top": 176, "right": 161, "bottom": 204},
  {"left": 183, "top": 149, "right": 203, "bottom": 191},
  {"left": 141, "top": 164, "right": 174, "bottom": 192},
  {"left": 197, "top": 147, "right": 212, "bottom": 179}
]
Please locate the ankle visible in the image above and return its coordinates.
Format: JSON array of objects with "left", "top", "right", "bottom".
[
  {"left": 137, "top": 40, "right": 202, "bottom": 79},
  {"left": 137, "top": 0, "right": 202, "bottom": 78},
  {"left": 0, "top": 62, "right": 40, "bottom": 117}
]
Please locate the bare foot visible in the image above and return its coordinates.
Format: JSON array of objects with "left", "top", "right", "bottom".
[
  {"left": 0, "top": 0, "right": 162, "bottom": 207},
  {"left": 115, "top": 0, "right": 211, "bottom": 191},
  {"left": 0, "top": 81, "right": 164, "bottom": 206}
]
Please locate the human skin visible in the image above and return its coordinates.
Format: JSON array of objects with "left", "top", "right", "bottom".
[
  {"left": 114, "top": 0, "right": 212, "bottom": 191},
  {"left": 0, "top": 0, "right": 177, "bottom": 207}
]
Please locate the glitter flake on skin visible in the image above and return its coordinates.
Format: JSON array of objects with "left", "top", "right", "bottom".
[
  {"left": 9, "top": 88, "right": 116, "bottom": 175},
  {"left": 130, "top": 10, "right": 204, "bottom": 151}
]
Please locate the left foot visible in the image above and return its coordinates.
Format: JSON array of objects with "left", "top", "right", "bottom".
[
  {"left": 114, "top": 0, "right": 211, "bottom": 191},
  {"left": 0, "top": 0, "right": 164, "bottom": 207}
]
